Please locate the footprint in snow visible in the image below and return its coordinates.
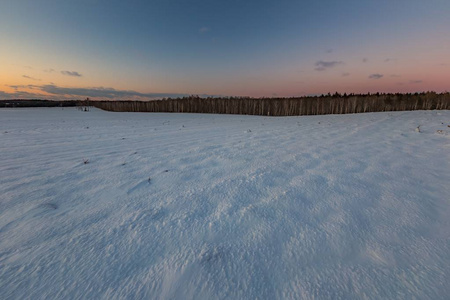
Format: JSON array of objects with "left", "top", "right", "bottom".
[
  {"left": 131, "top": 208, "right": 166, "bottom": 224},
  {"left": 26, "top": 203, "right": 59, "bottom": 217},
  {"left": 1, "top": 202, "right": 59, "bottom": 232},
  {"left": 127, "top": 179, "right": 152, "bottom": 195},
  {"left": 39, "top": 203, "right": 58, "bottom": 210},
  {"left": 199, "top": 245, "right": 226, "bottom": 266}
]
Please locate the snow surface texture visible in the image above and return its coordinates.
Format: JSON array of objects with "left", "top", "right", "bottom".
[{"left": 1, "top": 108, "right": 450, "bottom": 299}]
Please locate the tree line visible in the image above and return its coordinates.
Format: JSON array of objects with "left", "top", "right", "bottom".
[
  {"left": 0, "top": 100, "right": 77, "bottom": 108},
  {"left": 92, "top": 92, "right": 450, "bottom": 116}
]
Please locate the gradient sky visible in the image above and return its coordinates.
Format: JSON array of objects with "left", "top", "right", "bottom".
[{"left": 1, "top": 0, "right": 449, "bottom": 100}]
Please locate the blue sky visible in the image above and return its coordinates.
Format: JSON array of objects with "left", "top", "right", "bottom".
[{"left": 1, "top": 0, "right": 449, "bottom": 99}]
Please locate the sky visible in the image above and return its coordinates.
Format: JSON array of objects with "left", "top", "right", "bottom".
[{"left": 1, "top": 0, "right": 449, "bottom": 100}]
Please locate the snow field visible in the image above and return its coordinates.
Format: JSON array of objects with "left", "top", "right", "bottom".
[{"left": 1, "top": 108, "right": 450, "bottom": 299}]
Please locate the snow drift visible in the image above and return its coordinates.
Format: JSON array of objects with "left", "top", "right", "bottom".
[{"left": 1, "top": 108, "right": 449, "bottom": 299}]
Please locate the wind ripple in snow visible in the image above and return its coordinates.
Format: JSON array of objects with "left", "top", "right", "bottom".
[{"left": 1, "top": 108, "right": 450, "bottom": 299}]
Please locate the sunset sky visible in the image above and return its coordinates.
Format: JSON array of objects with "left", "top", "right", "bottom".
[{"left": 1, "top": 0, "right": 449, "bottom": 100}]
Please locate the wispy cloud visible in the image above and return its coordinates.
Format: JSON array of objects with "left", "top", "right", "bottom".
[
  {"left": 7, "top": 84, "right": 37, "bottom": 90},
  {"left": 390, "top": 74, "right": 401, "bottom": 78},
  {"left": 199, "top": 27, "right": 210, "bottom": 33},
  {"left": 40, "top": 85, "right": 190, "bottom": 99},
  {"left": 369, "top": 74, "right": 383, "bottom": 79},
  {"left": 341, "top": 72, "right": 350, "bottom": 77},
  {"left": 44, "top": 68, "right": 55, "bottom": 73},
  {"left": 409, "top": 80, "right": 423, "bottom": 84},
  {"left": 61, "top": 71, "right": 82, "bottom": 77},
  {"left": 314, "top": 60, "right": 344, "bottom": 71},
  {"left": 0, "top": 89, "right": 44, "bottom": 99},
  {"left": 0, "top": 91, "right": 10, "bottom": 99},
  {"left": 362, "top": 58, "right": 368, "bottom": 63},
  {"left": 326, "top": 49, "right": 333, "bottom": 54},
  {"left": 1, "top": 84, "right": 200, "bottom": 100},
  {"left": 384, "top": 58, "right": 397, "bottom": 63},
  {"left": 22, "top": 75, "right": 41, "bottom": 81}
]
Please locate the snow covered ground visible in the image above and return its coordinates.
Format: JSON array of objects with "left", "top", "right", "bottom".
[{"left": 1, "top": 107, "right": 449, "bottom": 299}]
